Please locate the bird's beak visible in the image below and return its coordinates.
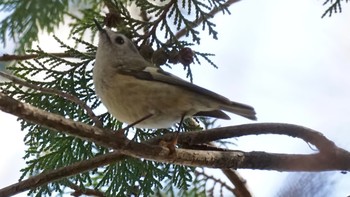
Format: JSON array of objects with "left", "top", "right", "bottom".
[
  {"left": 94, "top": 19, "right": 104, "bottom": 32},
  {"left": 93, "top": 19, "right": 111, "bottom": 43}
]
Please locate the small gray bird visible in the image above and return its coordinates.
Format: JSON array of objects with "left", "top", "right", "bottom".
[{"left": 93, "top": 22, "right": 257, "bottom": 129}]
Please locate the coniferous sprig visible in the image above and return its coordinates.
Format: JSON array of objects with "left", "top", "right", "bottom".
[
  {"left": 0, "top": 33, "right": 208, "bottom": 196},
  {"left": 0, "top": 0, "right": 233, "bottom": 82},
  {"left": 0, "top": 36, "right": 110, "bottom": 196},
  {"left": 0, "top": 0, "right": 70, "bottom": 52},
  {"left": 322, "top": 0, "right": 349, "bottom": 18}
]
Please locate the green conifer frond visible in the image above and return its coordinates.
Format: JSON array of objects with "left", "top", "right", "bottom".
[
  {"left": 0, "top": 1, "right": 247, "bottom": 196},
  {"left": 0, "top": 0, "right": 71, "bottom": 52},
  {"left": 322, "top": 0, "right": 349, "bottom": 17}
]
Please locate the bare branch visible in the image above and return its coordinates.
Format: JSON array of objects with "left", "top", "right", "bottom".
[
  {"left": 0, "top": 91, "right": 176, "bottom": 162},
  {"left": 150, "top": 123, "right": 338, "bottom": 155},
  {"left": 1, "top": 91, "right": 350, "bottom": 169},
  {"left": 221, "top": 169, "right": 251, "bottom": 197},
  {"left": 1, "top": 91, "right": 350, "bottom": 196},
  {"left": 1, "top": 91, "right": 350, "bottom": 170}
]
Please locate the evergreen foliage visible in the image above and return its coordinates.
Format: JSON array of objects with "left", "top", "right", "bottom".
[
  {"left": 322, "top": 0, "right": 349, "bottom": 18},
  {"left": 0, "top": 0, "right": 235, "bottom": 196}
]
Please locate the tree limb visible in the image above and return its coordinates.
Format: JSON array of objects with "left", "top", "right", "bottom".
[
  {"left": 148, "top": 123, "right": 338, "bottom": 155},
  {"left": 1, "top": 91, "right": 350, "bottom": 170},
  {"left": 1, "top": 91, "right": 350, "bottom": 197}
]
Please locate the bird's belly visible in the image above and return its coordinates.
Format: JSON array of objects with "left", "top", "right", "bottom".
[{"left": 96, "top": 74, "right": 211, "bottom": 128}]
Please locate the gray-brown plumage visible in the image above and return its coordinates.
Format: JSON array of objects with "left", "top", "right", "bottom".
[{"left": 93, "top": 23, "right": 256, "bottom": 129}]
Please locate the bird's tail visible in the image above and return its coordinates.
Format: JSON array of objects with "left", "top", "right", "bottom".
[{"left": 221, "top": 101, "right": 257, "bottom": 120}]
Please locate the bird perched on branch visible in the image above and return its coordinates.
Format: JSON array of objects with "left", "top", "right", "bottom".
[{"left": 93, "top": 20, "right": 256, "bottom": 129}]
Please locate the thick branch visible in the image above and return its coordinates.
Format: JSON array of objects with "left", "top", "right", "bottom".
[
  {"left": 1, "top": 91, "right": 350, "bottom": 171},
  {"left": 1, "top": 91, "right": 350, "bottom": 197},
  {"left": 0, "top": 92, "right": 160, "bottom": 156},
  {"left": 150, "top": 123, "right": 338, "bottom": 155}
]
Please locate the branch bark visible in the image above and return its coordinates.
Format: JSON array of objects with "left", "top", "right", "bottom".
[
  {"left": 1, "top": 91, "right": 350, "bottom": 196},
  {"left": 221, "top": 169, "right": 251, "bottom": 197},
  {"left": 1, "top": 91, "right": 350, "bottom": 170}
]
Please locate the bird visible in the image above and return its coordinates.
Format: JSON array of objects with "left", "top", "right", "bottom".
[{"left": 93, "top": 21, "right": 257, "bottom": 129}]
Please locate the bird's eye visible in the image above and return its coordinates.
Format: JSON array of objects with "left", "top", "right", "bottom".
[{"left": 115, "top": 36, "right": 125, "bottom": 45}]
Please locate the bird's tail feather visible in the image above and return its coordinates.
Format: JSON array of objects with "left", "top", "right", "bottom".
[{"left": 221, "top": 101, "right": 257, "bottom": 120}]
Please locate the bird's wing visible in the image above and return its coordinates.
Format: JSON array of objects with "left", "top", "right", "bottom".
[
  {"left": 116, "top": 62, "right": 257, "bottom": 120},
  {"left": 117, "top": 65, "right": 232, "bottom": 105}
]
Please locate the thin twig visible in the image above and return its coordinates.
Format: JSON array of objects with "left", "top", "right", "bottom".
[
  {"left": 221, "top": 169, "right": 251, "bottom": 197},
  {"left": 0, "top": 53, "right": 74, "bottom": 61},
  {"left": 172, "top": 0, "right": 241, "bottom": 42},
  {"left": 138, "top": 0, "right": 177, "bottom": 45},
  {"left": 68, "top": 181, "right": 106, "bottom": 197},
  {"left": 0, "top": 71, "right": 103, "bottom": 128},
  {"left": 194, "top": 169, "right": 236, "bottom": 194},
  {"left": 140, "top": 8, "right": 151, "bottom": 35}
]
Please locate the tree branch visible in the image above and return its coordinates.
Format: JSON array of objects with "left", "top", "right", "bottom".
[
  {"left": 221, "top": 169, "right": 251, "bottom": 197},
  {"left": 1, "top": 91, "right": 350, "bottom": 170},
  {"left": 0, "top": 53, "right": 73, "bottom": 61},
  {"left": 0, "top": 151, "right": 125, "bottom": 197},
  {"left": 1, "top": 91, "right": 350, "bottom": 196},
  {"left": 150, "top": 123, "right": 338, "bottom": 155},
  {"left": 194, "top": 169, "right": 236, "bottom": 195}
]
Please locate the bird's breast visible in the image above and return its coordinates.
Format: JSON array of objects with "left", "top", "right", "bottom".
[{"left": 95, "top": 73, "right": 199, "bottom": 128}]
